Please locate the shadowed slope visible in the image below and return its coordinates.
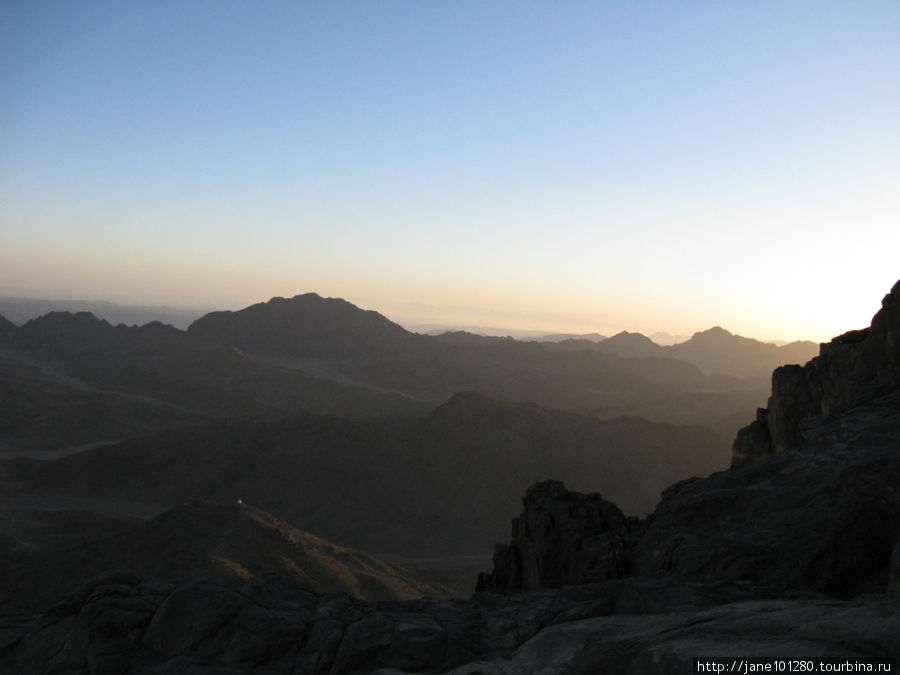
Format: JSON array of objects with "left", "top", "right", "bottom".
[
  {"left": 0, "top": 311, "right": 427, "bottom": 426},
  {"left": 0, "top": 501, "right": 450, "bottom": 612},
  {"left": 1, "top": 394, "right": 727, "bottom": 557}
]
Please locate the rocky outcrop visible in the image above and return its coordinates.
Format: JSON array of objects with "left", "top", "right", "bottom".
[
  {"left": 2, "top": 572, "right": 895, "bottom": 673},
  {"left": 484, "top": 388, "right": 900, "bottom": 600},
  {"left": 733, "top": 279, "right": 900, "bottom": 465},
  {"left": 632, "top": 387, "right": 900, "bottom": 597},
  {"left": 475, "top": 481, "right": 635, "bottom": 593}
]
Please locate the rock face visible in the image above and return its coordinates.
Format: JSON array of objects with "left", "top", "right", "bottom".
[
  {"left": 631, "top": 387, "right": 900, "bottom": 597},
  {"left": 476, "top": 481, "right": 635, "bottom": 593},
  {"left": 733, "top": 279, "right": 900, "bottom": 465},
  {"left": 2, "top": 573, "right": 896, "bottom": 673}
]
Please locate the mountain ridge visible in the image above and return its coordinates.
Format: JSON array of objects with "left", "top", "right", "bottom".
[{"left": 0, "top": 500, "right": 450, "bottom": 612}]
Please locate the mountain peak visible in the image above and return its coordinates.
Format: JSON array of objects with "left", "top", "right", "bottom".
[
  {"left": 0, "top": 314, "right": 16, "bottom": 332},
  {"left": 691, "top": 326, "right": 734, "bottom": 340},
  {"left": 187, "top": 292, "right": 424, "bottom": 358}
]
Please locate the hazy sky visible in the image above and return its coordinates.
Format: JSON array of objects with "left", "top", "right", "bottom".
[{"left": 2, "top": 2, "right": 898, "bottom": 341}]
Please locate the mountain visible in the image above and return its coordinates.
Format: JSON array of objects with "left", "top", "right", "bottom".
[
  {"left": 0, "top": 393, "right": 728, "bottom": 558},
  {"left": 2, "top": 281, "right": 898, "bottom": 672},
  {"left": 0, "top": 310, "right": 427, "bottom": 431},
  {"left": 0, "top": 501, "right": 449, "bottom": 612},
  {"left": 0, "top": 314, "right": 15, "bottom": 333},
  {"left": 182, "top": 294, "right": 765, "bottom": 427},
  {"left": 481, "top": 279, "right": 900, "bottom": 600},
  {"left": 589, "top": 330, "right": 662, "bottom": 358},
  {"left": 1, "top": 295, "right": 779, "bottom": 435},
  {"left": 0, "top": 350, "right": 208, "bottom": 457},
  {"left": 561, "top": 325, "right": 818, "bottom": 378},
  {"left": 532, "top": 332, "right": 607, "bottom": 342},
  {"left": 188, "top": 293, "right": 433, "bottom": 359},
  {"left": 667, "top": 325, "right": 818, "bottom": 378},
  {"left": 0, "top": 296, "right": 205, "bottom": 329},
  {"left": 5, "top": 277, "right": 898, "bottom": 672}
]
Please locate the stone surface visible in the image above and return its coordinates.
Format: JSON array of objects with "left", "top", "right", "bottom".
[
  {"left": 631, "top": 388, "right": 900, "bottom": 597},
  {"left": 476, "top": 480, "right": 635, "bottom": 593},
  {"left": 732, "top": 279, "right": 900, "bottom": 465},
  {"left": 3, "top": 572, "right": 897, "bottom": 674}
]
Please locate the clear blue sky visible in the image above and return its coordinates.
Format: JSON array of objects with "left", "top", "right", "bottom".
[{"left": 2, "top": 1, "right": 898, "bottom": 341}]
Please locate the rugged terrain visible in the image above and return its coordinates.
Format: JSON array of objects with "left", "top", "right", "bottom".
[
  {"left": 0, "top": 282, "right": 894, "bottom": 672},
  {"left": 1, "top": 502, "right": 450, "bottom": 613},
  {"left": 0, "top": 393, "right": 725, "bottom": 558}
]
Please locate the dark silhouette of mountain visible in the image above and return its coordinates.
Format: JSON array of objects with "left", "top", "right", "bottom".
[
  {"left": 590, "top": 330, "right": 662, "bottom": 357},
  {"left": 0, "top": 314, "right": 15, "bottom": 332},
  {"left": 188, "top": 293, "right": 433, "bottom": 358},
  {"left": 0, "top": 501, "right": 449, "bottom": 612},
  {"left": 0, "top": 311, "right": 427, "bottom": 429},
  {"left": 0, "top": 393, "right": 727, "bottom": 557},
  {"left": 430, "top": 330, "right": 513, "bottom": 346},
  {"left": 532, "top": 331, "right": 607, "bottom": 342},
  {"left": 556, "top": 325, "right": 818, "bottom": 378},
  {"left": 182, "top": 294, "right": 766, "bottom": 428},
  {"left": 0, "top": 296, "right": 779, "bottom": 434},
  {"left": 667, "top": 325, "right": 818, "bottom": 378},
  {"left": 0, "top": 351, "right": 208, "bottom": 455},
  {"left": 0, "top": 297, "right": 206, "bottom": 329}
]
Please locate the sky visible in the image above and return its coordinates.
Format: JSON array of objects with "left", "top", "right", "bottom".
[{"left": 1, "top": 1, "right": 898, "bottom": 342}]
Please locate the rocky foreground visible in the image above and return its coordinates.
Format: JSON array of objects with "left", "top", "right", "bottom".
[
  {"left": 1, "top": 572, "right": 896, "bottom": 674},
  {"left": 1, "top": 281, "right": 898, "bottom": 673}
]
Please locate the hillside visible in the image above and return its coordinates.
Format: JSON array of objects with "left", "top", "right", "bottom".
[
  {"left": 0, "top": 393, "right": 727, "bottom": 557},
  {"left": 0, "top": 311, "right": 427, "bottom": 435},
  {"left": 185, "top": 294, "right": 769, "bottom": 427},
  {"left": 555, "top": 325, "right": 818, "bottom": 378},
  {"left": 0, "top": 501, "right": 449, "bottom": 612},
  {"left": 2, "top": 280, "right": 897, "bottom": 674}
]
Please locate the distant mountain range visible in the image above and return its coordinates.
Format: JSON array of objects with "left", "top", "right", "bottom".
[
  {"left": 184, "top": 293, "right": 796, "bottom": 419},
  {"left": 188, "top": 293, "right": 815, "bottom": 378},
  {"left": 0, "top": 292, "right": 817, "bottom": 460},
  {"left": 552, "top": 325, "right": 818, "bottom": 378},
  {"left": 0, "top": 296, "right": 207, "bottom": 330},
  {"left": 0, "top": 291, "right": 819, "bottom": 579}
]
